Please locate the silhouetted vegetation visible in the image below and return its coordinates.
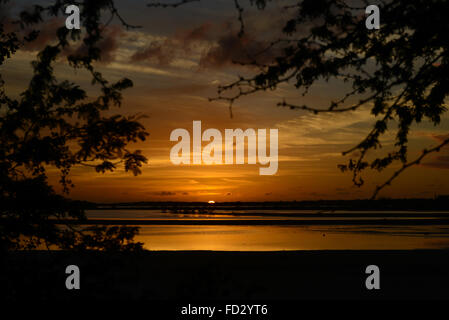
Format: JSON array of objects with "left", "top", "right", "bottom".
[
  {"left": 1, "top": 0, "right": 448, "bottom": 251},
  {"left": 0, "top": 0, "right": 147, "bottom": 251},
  {"left": 209, "top": 0, "right": 449, "bottom": 198}
]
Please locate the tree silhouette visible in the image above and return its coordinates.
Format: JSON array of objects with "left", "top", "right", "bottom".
[
  {"left": 208, "top": 0, "right": 449, "bottom": 198},
  {"left": 2, "top": 0, "right": 448, "bottom": 250},
  {"left": 0, "top": 0, "right": 148, "bottom": 251}
]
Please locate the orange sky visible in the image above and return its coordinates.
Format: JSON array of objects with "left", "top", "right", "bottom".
[{"left": 3, "top": 0, "right": 449, "bottom": 202}]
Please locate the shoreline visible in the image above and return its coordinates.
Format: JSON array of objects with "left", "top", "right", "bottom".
[{"left": 55, "top": 218, "right": 449, "bottom": 225}]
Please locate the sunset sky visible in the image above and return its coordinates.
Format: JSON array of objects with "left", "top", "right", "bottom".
[{"left": 2, "top": 0, "right": 449, "bottom": 202}]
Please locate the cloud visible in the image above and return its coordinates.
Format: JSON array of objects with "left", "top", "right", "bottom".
[
  {"left": 276, "top": 107, "right": 376, "bottom": 148},
  {"left": 175, "top": 22, "right": 212, "bottom": 44},
  {"left": 130, "top": 23, "right": 212, "bottom": 65},
  {"left": 152, "top": 191, "right": 176, "bottom": 196},
  {"left": 95, "top": 25, "right": 124, "bottom": 63},
  {"left": 129, "top": 20, "right": 280, "bottom": 69},
  {"left": 421, "top": 134, "right": 449, "bottom": 169},
  {"left": 196, "top": 5, "right": 295, "bottom": 69},
  {"left": 1, "top": 1, "right": 123, "bottom": 65},
  {"left": 106, "top": 61, "right": 175, "bottom": 76},
  {"left": 198, "top": 32, "right": 274, "bottom": 69},
  {"left": 130, "top": 40, "right": 176, "bottom": 65},
  {"left": 64, "top": 25, "right": 124, "bottom": 64}
]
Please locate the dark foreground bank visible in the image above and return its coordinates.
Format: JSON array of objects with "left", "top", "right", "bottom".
[{"left": 1, "top": 250, "right": 449, "bottom": 301}]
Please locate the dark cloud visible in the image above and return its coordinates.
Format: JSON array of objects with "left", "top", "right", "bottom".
[
  {"left": 175, "top": 22, "right": 212, "bottom": 44},
  {"left": 199, "top": 32, "right": 274, "bottom": 69},
  {"left": 130, "top": 21, "right": 279, "bottom": 69},
  {"left": 335, "top": 187, "right": 350, "bottom": 195},
  {"left": 94, "top": 25, "right": 123, "bottom": 64},
  {"left": 63, "top": 25, "right": 123, "bottom": 64},
  {"left": 1, "top": 2, "right": 122, "bottom": 64},
  {"left": 152, "top": 191, "right": 176, "bottom": 196},
  {"left": 130, "top": 40, "right": 175, "bottom": 65},
  {"left": 130, "top": 23, "right": 212, "bottom": 65}
]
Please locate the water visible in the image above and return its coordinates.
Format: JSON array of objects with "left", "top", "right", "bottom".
[{"left": 85, "top": 209, "right": 449, "bottom": 251}]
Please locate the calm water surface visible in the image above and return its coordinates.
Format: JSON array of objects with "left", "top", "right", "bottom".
[{"left": 86, "top": 209, "right": 449, "bottom": 250}]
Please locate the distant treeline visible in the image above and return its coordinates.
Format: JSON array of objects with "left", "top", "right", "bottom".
[{"left": 80, "top": 196, "right": 449, "bottom": 211}]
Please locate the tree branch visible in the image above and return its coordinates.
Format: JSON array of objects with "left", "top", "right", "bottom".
[
  {"left": 147, "top": 0, "right": 199, "bottom": 8},
  {"left": 371, "top": 135, "right": 449, "bottom": 199}
]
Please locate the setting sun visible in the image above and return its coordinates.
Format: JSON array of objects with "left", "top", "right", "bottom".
[{"left": 208, "top": 200, "right": 215, "bottom": 204}]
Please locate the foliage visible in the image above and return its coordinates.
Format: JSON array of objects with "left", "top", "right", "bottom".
[
  {"left": 0, "top": 0, "right": 147, "bottom": 251},
  {"left": 212, "top": 0, "right": 449, "bottom": 198},
  {"left": 2, "top": 0, "right": 449, "bottom": 251}
]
